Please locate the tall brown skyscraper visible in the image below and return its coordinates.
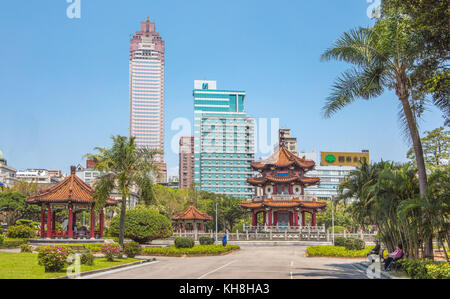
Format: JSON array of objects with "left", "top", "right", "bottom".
[{"left": 179, "top": 136, "right": 194, "bottom": 189}]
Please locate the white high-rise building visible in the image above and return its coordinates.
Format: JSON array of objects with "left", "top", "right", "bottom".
[{"left": 129, "top": 16, "right": 166, "bottom": 182}]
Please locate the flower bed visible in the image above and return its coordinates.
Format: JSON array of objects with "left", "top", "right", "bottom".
[
  {"left": 141, "top": 245, "right": 240, "bottom": 256},
  {"left": 306, "top": 245, "right": 385, "bottom": 258},
  {"left": 0, "top": 252, "right": 139, "bottom": 279}
]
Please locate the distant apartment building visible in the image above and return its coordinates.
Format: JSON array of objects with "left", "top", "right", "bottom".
[
  {"left": 179, "top": 136, "right": 194, "bottom": 189},
  {"left": 16, "top": 169, "right": 59, "bottom": 185},
  {"left": 304, "top": 151, "right": 370, "bottom": 201},
  {"left": 193, "top": 80, "right": 255, "bottom": 199},
  {"left": 278, "top": 129, "right": 298, "bottom": 155},
  {"left": 0, "top": 150, "right": 16, "bottom": 188},
  {"left": 129, "top": 16, "right": 167, "bottom": 183}
]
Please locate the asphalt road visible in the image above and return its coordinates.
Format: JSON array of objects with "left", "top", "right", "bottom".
[{"left": 87, "top": 246, "right": 368, "bottom": 279}]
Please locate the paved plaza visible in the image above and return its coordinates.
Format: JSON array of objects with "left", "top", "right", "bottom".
[{"left": 86, "top": 246, "right": 369, "bottom": 279}]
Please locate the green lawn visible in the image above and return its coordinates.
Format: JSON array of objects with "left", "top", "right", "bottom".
[{"left": 0, "top": 252, "right": 139, "bottom": 279}]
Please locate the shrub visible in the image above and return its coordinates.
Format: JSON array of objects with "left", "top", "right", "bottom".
[
  {"left": 174, "top": 237, "right": 195, "bottom": 249},
  {"left": 6, "top": 225, "right": 36, "bottom": 239},
  {"left": 1, "top": 238, "right": 28, "bottom": 248},
  {"left": 399, "top": 259, "right": 450, "bottom": 279},
  {"left": 141, "top": 245, "right": 240, "bottom": 256},
  {"left": 84, "top": 243, "right": 103, "bottom": 253},
  {"left": 334, "top": 237, "right": 347, "bottom": 247},
  {"left": 100, "top": 243, "right": 122, "bottom": 261},
  {"left": 80, "top": 252, "right": 95, "bottom": 266},
  {"left": 20, "top": 243, "right": 32, "bottom": 253},
  {"left": 15, "top": 219, "right": 39, "bottom": 228},
  {"left": 343, "top": 238, "right": 365, "bottom": 250},
  {"left": 327, "top": 226, "right": 346, "bottom": 234},
  {"left": 306, "top": 245, "right": 374, "bottom": 257},
  {"left": 124, "top": 241, "right": 142, "bottom": 258},
  {"left": 109, "top": 207, "right": 173, "bottom": 243},
  {"left": 199, "top": 236, "right": 215, "bottom": 245},
  {"left": 37, "top": 245, "right": 75, "bottom": 272},
  {"left": 0, "top": 234, "right": 4, "bottom": 246}
]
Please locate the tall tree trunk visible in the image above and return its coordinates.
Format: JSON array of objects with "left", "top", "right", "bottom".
[
  {"left": 396, "top": 73, "right": 433, "bottom": 259},
  {"left": 118, "top": 197, "right": 127, "bottom": 258}
]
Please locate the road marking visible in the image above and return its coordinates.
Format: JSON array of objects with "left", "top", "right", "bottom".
[
  {"left": 197, "top": 260, "right": 237, "bottom": 279},
  {"left": 80, "top": 261, "right": 159, "bottom": 279}
]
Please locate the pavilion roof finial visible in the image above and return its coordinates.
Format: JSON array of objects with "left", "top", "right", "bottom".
[{"left": 147, "top": 15, "right": 150, "bottom": 22}]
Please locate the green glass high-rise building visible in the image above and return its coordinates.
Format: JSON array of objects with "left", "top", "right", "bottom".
[{"left": 193, "top": 80, "right": 255, "bottom": 199}]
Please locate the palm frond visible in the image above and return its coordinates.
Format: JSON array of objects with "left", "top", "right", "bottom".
[
  {"left": 323, "top": 65, "right": 385, "bottom": 118},
  {"left": 92, "top": 173, "right": 116, "bottom": 210}
]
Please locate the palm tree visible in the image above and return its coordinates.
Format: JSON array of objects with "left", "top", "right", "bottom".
[
  {"left": 85, "top": 135, "right": 161, "bottom": 254},
  {"left": 321, "top": 13, "right": 435, "bottom": 258}
]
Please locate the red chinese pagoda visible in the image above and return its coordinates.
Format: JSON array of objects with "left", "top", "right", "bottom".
[
  {"left": 26, "top": 166, "right": 117, "bottom": 239},
  {"left": 171, "top": 202, "right": 213, "bottom": 232},
  {"left": 241, "top": 143, "right": 327, "bottom": 228}
]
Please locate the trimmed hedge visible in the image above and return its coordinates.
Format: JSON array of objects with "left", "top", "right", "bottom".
[
  {"left": 307, "top": 245, "right": 376, "bottom": 257},
  {"left": 174, "top": 237, "right": 195, "bottom": 249},
  {"left": 399, "top": 259, "right": 450, "bottom": 279},
  {"left": 80, "top": 252, "right": 95, "bottom": 266},
  {"left": 199, "top": 236, "right": 215, "bottom": 245},
  {"left": 1, "top": 238, "right": 28, "bottom": 248},
  {"left": 343, "top": 238, "right": 365, "bottom": 250},
  {"left": 334, "top": 237, "right": 365, "bottom": 250},
  {"left": 6, "top": 225, "right": 36, "bottom": 239},
  {"left": 141, "top": 245, "right": 240, "bottom": 256},
  {"left": 0, "top": 234, "right": 4, "bottom": 246},
  {"left": 109, "top": 207, "right": 173, "bottom": 243}
]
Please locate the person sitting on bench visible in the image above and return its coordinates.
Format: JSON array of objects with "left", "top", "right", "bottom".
[
  {"left": 384, "top": 243, "right": 403, "bottom": 270},
  {"left": 367, "top": 240, "right": 381, "bottom": 262}
]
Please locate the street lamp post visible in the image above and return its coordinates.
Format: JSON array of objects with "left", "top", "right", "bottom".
[
  {"left": 215, "top": 199, "right": 218, "bottom": 245},
  {"left": 331, "top": 195, "right": 335, "bottom": 246}
]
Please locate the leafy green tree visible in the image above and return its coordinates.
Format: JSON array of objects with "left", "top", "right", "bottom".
[
  {"left": 321, "top": 11, "right": 440, "bottom": 258},
  {"left": 407, "top": 127, "right": 449, "bottom": 169},
  {"left": 85, "top": 135, "right": 160, "bottom": 253},
  {"left": 381, "top": 0, "right": 450, "bottom": 124},
  {"left": 109, "top": 206, "right": 172, "bottom": 243},
  {"left": 0, "top": 192, "right": 40, "bottom": 226}
]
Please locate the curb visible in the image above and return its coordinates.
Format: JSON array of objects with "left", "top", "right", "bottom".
[
  {"left": 54, "top": 257, "right": 156, "bottom": 279},
  {"left": 354, "top": 262, "right": 405, "bottom": 279}
]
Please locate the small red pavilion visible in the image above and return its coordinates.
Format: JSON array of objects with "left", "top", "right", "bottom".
[
  {"left": 26, "top": 166, "right": 117, "bottom": 239},
  {"left": 241, "top": 143, "right": 327, "bottom": 228},
  {"left": 171, "top": 203, "right": 213, "bottom": 232}
]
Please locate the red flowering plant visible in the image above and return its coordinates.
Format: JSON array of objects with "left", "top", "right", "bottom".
[
  {"left": 100, "top": 242, "right": 122, "bottom": 261},
  {"left": 37, "top": 245, "right": 75, "bottom": 272}
]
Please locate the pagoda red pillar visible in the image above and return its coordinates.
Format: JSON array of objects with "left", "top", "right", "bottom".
[
  {"left": 289, "top": 185, "right": 293, "bottom": 195},
  {"left": 90, "top": 204, "right": 95, "bottom": 239},
  {"left": 251, "top": 210, "right": 257, "bottom": 227},
  {"left": 273, "top": 185, "right": 277, "bottom": 195},
  {"left": 294, "top": 210, "right": 299, "bottom": 226},
  {"left": 263, "top": 211, "right": 266, "bottom": 226},
  {"left": 301, "top": 211, "right": 305, "bottom": 226},
  {"left": 68, "top": 203, "right": 73, "bottom": 239},
  {"left": 312, "top": 210, "right": 317, "bottom": 227},
  {"left": 51, "top": 211, "right": 56, "bottom": 232},
  {"left": 274, "top": 211, "right": 278, "bottom": 226},
  {"left": 289, "top": 212, "right": 293, "bottom": 227},
  {"left": 268, "top": 210, "right": 273, "bottom": 226},
  {"left": 40, "top": 205, "right": 45, "bottom": 238},
  {"left": 46, "top": 204, "right": 52, "bottom": 238},
  {"left": 99, "top": 208, "right": 104, "bottom": 238}
]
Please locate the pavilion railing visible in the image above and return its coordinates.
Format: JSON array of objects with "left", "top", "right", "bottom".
[
  {"left": 253, "top": 194, "right": 315, "bottom": 202},
  {"left": 169, "top": 227, "right": 377, "bottom": 242}
]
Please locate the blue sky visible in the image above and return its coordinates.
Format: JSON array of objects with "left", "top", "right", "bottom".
[{"left": 0, "top": 0, "right": 445, "bottom": 177}]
